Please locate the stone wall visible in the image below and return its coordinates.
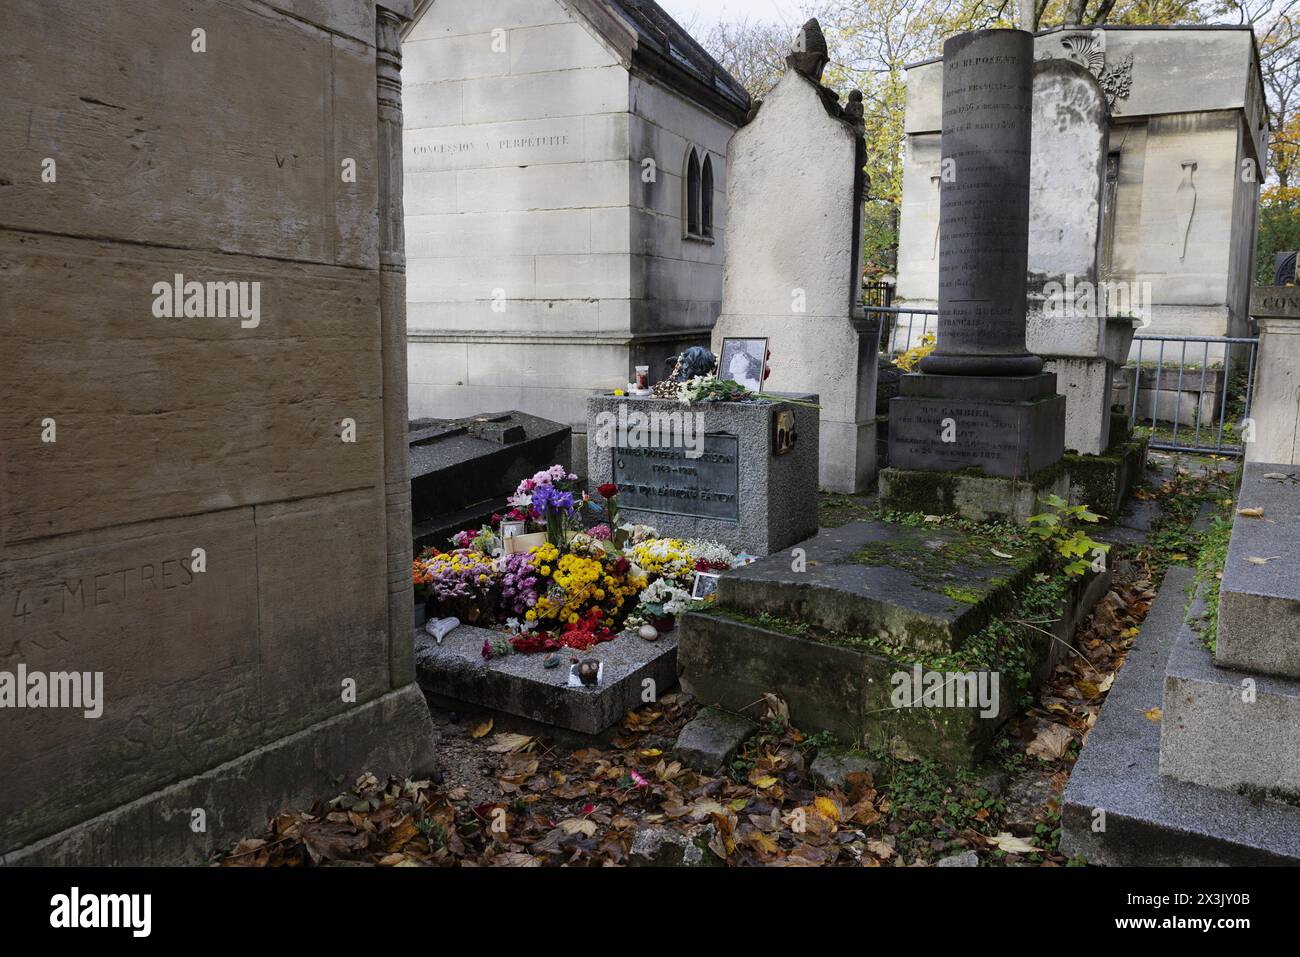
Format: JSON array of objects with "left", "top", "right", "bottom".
[
  {"left": 0, "top": 0, "right": 435, "bottom": 863},
  {"left": 403, "top": 0, "right": 734, "bottom": 458}
]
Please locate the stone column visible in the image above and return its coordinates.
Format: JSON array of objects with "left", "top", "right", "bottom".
[
  {"left": 377, "top": 4, "right": 415, "bottom": 686},
  {"left": 921, "top": 29, "right": 1041, "bottom": 377},
  {"left": 1245, "top": 302, "right": 1300, "bottom": 465}
]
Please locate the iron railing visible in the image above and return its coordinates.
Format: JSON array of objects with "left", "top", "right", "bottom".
[
  {"left": 867, "top": 305, "right": 938, "bottom": 357},
  {"left": 1126, "top": 334, "right": 1258, "bottom": 457},
  {"left": 866, "top": 314, "right": 1259, "bottom": 459},
  {"left": 863, "top": 282, "right": 896, "bottom": 309}
]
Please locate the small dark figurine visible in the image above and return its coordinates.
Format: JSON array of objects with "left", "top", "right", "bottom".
[
  {"left": 577, "top": 658, "right": 601, "bottom": 686},
  {"left": 663, "top": 345, "right": 717, "bottom": 382}
]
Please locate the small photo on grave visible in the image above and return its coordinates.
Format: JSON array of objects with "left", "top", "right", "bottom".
[
  {"left": 719, "top": 337, "right": 768, "bottom": 392},
  {"left": 500, "top": 520, "right": 526, "bottom": 539},
  {"left": 691, "top": 571, "right": 721, "bottom": 601}
]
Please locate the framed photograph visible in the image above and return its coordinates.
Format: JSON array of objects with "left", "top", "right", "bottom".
[
  {"left": 719, "top": 337, "right": 768, "bottom": 392},
  {"left": 503, "top": 531, "right": 547, "bottom": 556},
  {"left": 500, "top": 520, "right": 526, "bottom": 540},
  {"left": 691, "top": 571, "right": 721, "bottom": 601}
]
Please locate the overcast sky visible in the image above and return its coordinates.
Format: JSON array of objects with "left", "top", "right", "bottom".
[{"left": 655, "top": 0, "right": 812, "bottom": 34}]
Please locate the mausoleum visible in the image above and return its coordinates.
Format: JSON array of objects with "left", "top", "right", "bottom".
[{"left": 402, "top": 0, "right": 749, "bottom": 465}]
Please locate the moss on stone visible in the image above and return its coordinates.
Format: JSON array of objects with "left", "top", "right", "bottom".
[
  {"left": 877, "top": 467, "right": 958, "bottom": 515},
  {"left": 711, "top": 571, "right": 1070, "bottom": 691},
  {"left": 1064, "top": 434, "right": 1148, "bottom": 516},
  {"left": 942, "top": 585, "right": 983, "bottom": 604}
]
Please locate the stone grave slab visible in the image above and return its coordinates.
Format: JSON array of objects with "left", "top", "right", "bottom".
[
  {"left": 1216, "top": 462, "right": 1300, "bottom": 678},
  {"left": 414, "top": 624, "right": 676, "bottom": 736},
  {"left": 878, "top": 464, "right": 1070, "bottom": 524},
  {"left": 673, "top": 708, "right": 756, "bottom": 774},
  {"left": 677, "top": 518, "right": 1108, "bottom": 765},
  {"left": 1062, "top": 568, "right": 1300, "bottom": 865},
  {"left": 409, "top": 410, "right": 570, "bottom": 550},
  {"left": 715, "top": 519, "right": 1045, "bottom": 653},
  {"left": 1161, "top": 622, "right": 1300, "bottom": 795}
]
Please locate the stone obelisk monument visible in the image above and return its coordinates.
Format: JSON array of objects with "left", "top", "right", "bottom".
[{"left": 883, "top": 30, "right": 1066, "bottom": 519}]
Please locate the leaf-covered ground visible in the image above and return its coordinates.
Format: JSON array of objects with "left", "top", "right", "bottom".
[{"left": 216, "top": 457, "right": 1234, "bottom": 868}]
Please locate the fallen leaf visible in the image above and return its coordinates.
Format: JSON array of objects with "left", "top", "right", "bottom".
[
  {"left": 486, "top": 732, "right": 536, "bottom": 753},
  {"left": 867, "top": 839, "right": 893, "bottom": 859},
  {"left": 1237, "top": 507, "right": 1265, "bottom": 518},
  {"left": 1026, "top": 722, "right": 1073, "bottom": 760},
  {"left": 990, "top": 832, "right": 1038, "bottom": 855},
  {"left": 1246, "top": 555, "right": 1281, "bottom": 565},
  {"left": 762, "top": 692, "right": 790, "bottom": 722},
  {"left": 814, "top": 795, "right": 843, "bottom": 822},
  {"left": 470, "top": 718, "right": 493, "bottom": 738},
  {"left": 557, "top": 818, "right": 597, "bottom": 837},
  {"left": 490, "top": 852, "right": 541, "bottom": 867},
  {"left": 1140, "top": 706, "right": 1162, "bottom": 723},
  {"left": 991, "top": 548, "right": 1015, "bottom": 559}
]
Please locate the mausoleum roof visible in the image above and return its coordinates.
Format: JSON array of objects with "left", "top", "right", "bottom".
[{"left": 608, "top": 0, "right": 751, "bottom": 123}]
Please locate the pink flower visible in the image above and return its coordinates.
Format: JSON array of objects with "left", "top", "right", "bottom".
[
  {"left": 630, "top": 770, "right": 649, "bottom": 788},
  {"left": 589, "top": 524, "right": 612, "bottom": 541}
]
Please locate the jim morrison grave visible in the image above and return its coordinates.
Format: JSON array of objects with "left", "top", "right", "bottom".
[{"left": 585, "top": 392, "right": 819, "bottom": 557}]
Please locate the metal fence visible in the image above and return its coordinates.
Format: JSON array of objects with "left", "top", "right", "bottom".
[
  {"left": 863, "top": 282, "right": 896, "bottom": 309},
  {"left": 865, "top": 312, "right": 1259, "bottom": 459},
  {"left": 1126, "top": 333, "right": 1258, "bottom": 457},
  {"left": 867, "top": 305, "right": 937, "bottom": 358}
]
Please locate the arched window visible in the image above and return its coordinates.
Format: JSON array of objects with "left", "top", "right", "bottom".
[
  {"left": 685, "top": 148, "right": 701, "bottom": 237},
  {"left": 701, "top": 154, "right": 714, "bottom": 238}
]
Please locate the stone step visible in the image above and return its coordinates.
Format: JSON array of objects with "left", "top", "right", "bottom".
[
  {"left": 1062, "top": 567, "right": 1300, "bottom": 865},
  {"left": 677, "top": 608, "right": 1007, "bottom": 766},
  {"left": 717, "top": 519, "right": 1045, "bottom": 654},
  {"left": 680, "top": 558, "right": 1106, "bottom": 766},
  {"left": 1161, "top": 615, "right": 1300, "bottom": 796},
  {"left": 1217, "top": 461, "right": 1300, "bottom": 678}
]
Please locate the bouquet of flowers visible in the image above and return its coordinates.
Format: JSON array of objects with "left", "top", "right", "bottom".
[
  {"left": 523, "top": 543, "right": 645, "bottom": 637},
  {"left": 508, "top": 464, "right": 579, "bottom": 512},
  {"left": 628, "top": 538, "right": 737, "bottom": 586},
  {"left": 637, "top": 577, "right": 693, "bottom": 618},
  {"left": 532, "top": 481, "right": 576, "bottom": 548},
  {"left": 451, "top": 523, "right": 501, "bottom": 556},
  {"left": 669, "top": 373, "right": 820, "bottom": 410},
  {"left": 498, "top": 551, "right": 541, "bottom": 618},
  {"left": 415, "top": 549, "right": 498, "bottom": 624}
]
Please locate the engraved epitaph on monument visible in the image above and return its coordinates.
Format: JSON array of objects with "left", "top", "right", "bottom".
[
  {"left": 885, "top": 30, "right": 1066, "bottom": 511},
  {"left": 586, "top": 394, "right": 819, "bottom": 555},
  {"left": 923, "top": 30, "right": 1040, "bottom": 377},
  {"left": 612, "top": 436, "right": 741, "bottom": 522}
]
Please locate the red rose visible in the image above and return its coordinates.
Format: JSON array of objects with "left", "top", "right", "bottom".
[
  {"left": 613, "top": 557, "right": 631, "bottom": 576},
  {"left": 598, "top": 483, "right": 619, "bottom": 499}
]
